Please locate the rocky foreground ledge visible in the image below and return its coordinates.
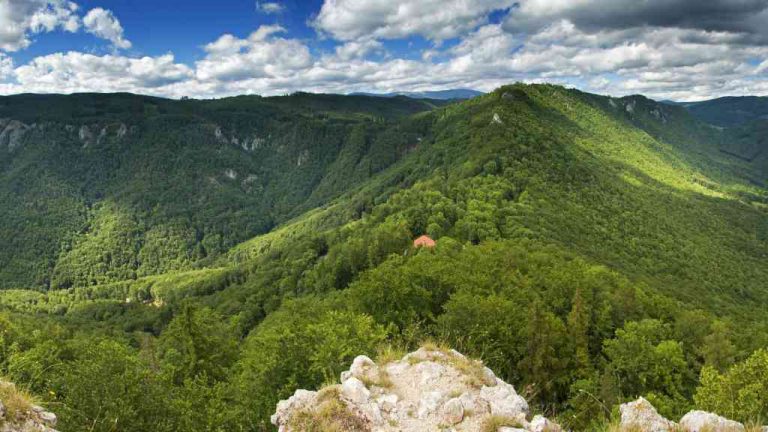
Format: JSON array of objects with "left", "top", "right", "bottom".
[
  {"left": 0, "top": 380, "right": 58, "bottom": 432},
  {"left": 273, "top": 346, "right": 764, "bottom": 432},
  {"left": 272, "top": 346, "right": 559, "bottom": 432},
  {"left": 619, "top": 397, "right": 763, "bottom": 432}
]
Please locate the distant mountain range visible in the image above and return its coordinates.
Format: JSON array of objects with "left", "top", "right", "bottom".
[
  {"left": 680, "top": 96, "right": 768, "bottom": 127},
  {"left": 661, "top": 96, "right": 768, "bottom": 127},
  {"left": 350, "top": 88, "right": 483, "bottom": 100}
]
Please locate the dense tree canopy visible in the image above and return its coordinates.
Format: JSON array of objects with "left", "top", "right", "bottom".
[{"left": 0, "top": 85, "right": 766, "bottom": 431}]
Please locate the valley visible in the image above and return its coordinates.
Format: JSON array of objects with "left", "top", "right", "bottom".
[{"left": 0, "top": 84, "right": 767, "bottom": 431}]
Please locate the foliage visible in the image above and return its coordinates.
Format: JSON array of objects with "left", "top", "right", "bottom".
[
  {"left": 694, "top": 349, "right": 768, "bottom": 423},
  {"left": 0, "top": 84, "right": 766, "bottom": 431}
]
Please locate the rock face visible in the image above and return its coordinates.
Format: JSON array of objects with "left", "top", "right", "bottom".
[
  {"left": 619, "top": 397, "right": 678, "bottom": 431},
  {"left": 0, "top": 119, "right": 30, "bottom": 152},
  {"left": 0, "top": 381, "right": 59, "bottom": 432},
  {"left": 620, "top": 397, "right": 750, "bottom": 432},
  {"left": 272, "top": 346, "right": 561, "bottom": 432},
  {"left": 273, "top": 347, "right": 763, "bottom": 432},
  {"left": 679, "top": 411, "right": 745, "bottom": 432}
]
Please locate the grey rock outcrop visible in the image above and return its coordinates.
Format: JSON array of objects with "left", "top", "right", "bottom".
[
  {"left": 0, "top": 381, "right": 58, "bottom": 432},
  {"left": 0, "top": 119, "right": 29, "bottom": 152},
  {"left": 619, "top": 397, "right": 753, "bottom": 432},
  {"left": 619, "top": 397, "right": 677, "bottom": 431},
  {"left": 679, "top": 410, "right": 745, "bottom": 432},
  {"left": 272, "top": 347, "right": 559, "bottom": 432}
]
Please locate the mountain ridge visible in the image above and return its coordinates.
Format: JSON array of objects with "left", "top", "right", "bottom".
[
  {"left": 349, "top": 88, "right": 484, "bottom": 100},
  {"left": 0, "top": 83, "right": 767, "bottom": 432}
]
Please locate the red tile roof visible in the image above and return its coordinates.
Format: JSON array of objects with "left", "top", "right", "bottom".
[{"left": 413, "top": 235, "right": 436, "bottom": 248}]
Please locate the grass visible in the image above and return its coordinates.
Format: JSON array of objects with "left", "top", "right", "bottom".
[
  {"left": 0, "top": 380, "right": 36, "bottom": 424},
  {"left": 418, "top": 341, "right": 496, "bottom": 388},
  {"left": 481, "top": 415, "right": 526, "bottom": 432},
  {"left": 358, "top": 369, "right": 393, "bottom": 390},
  {"left": 375, "top": 343, "right": 407, "bottom": 366},
  {"left": 287, "top": 385, "right": 370, "bottom": 432}
]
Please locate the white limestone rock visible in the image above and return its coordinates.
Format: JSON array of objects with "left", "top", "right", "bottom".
[
  {"left": 480, "top": 381, "right": 529, "bottom": 419},
  {"left": 529, "top": 414, "right": 562, "bottom": 432},
  {"left": 680, "top": 410, "right": 745, "bottom": 432},
  {"left": 0, "top": 383, "right": 59, "bottom": 432},
  {"left": 272, "top": 347, "right": 553, "bottom": 432},
  {"left": 441, "top": 397, "right": 464, "bottom": 425},
  {"left": 0, "top": 119, "right": 30, "bottom": 151},
  {"left": 341, "top": 377, "right": 371, "bottom": 405},
  {"left": 343, "top": 355, "right": 380, "bottom": 384},
  {"left": 619, "top": 397, "right": 678, "bottom": 432},
  {"left": 270, "top": 389, "right": 318, "bottom": 430}
]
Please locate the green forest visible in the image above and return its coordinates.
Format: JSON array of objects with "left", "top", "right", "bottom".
[{"left": 0, "top": 84, "right": 767, "bottom": 431}]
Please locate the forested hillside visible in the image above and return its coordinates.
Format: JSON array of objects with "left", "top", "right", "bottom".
[
  {"left": 0, "top": 92, "right": 445, "bottom": 288},
  {"left": 681, "top": 96, "right": 768, "bottom": 184},
  {"left": 684, "top": 96, "right": 768, "bottom": 127},
  {"left": 0, "top": 84, "right": 767, "bottom": 431}
]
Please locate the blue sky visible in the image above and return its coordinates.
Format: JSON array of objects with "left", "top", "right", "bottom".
[
  {"left": 13, "top": 0, "right": 325, "bottom": 63},
  {"left": 1, "top": 0, "right": 768, "bottom": 101}
]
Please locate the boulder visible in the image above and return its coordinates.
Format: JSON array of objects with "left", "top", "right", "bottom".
[
  {"left": 341, "top": 355, "right": 380, "bottom": 384},
  {"left": 38, "top": 410, "right": 57, "bottom": 426},
  {"left": 441, "top": 397, "right": 464, "bottom": 425},
  {"left": 619, "top": 397, "right": 677, "bottom": 432},
  {"left": 270, "top": 389, "right": 318, "bottom": 428},
  {"left": 341, "top": 377, "right": 371, "bottom": 405},
  {"left": 480, "top": 381, "right": 529, "bottom": 419},
  {"left": 680, "top": 410, "right": 745, "bottom": 432},
  {"left": 529, "top": 414, "right": 562, "bottom": 432}
]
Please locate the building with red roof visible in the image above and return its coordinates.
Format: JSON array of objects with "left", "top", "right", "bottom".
[{"left": 413, "top": 235, "right": 436, "bottom": 248}]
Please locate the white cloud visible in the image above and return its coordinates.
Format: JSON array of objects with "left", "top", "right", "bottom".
[
  {"left": 257, "top": 2, "right": 284, "bottom": 14},
  {"left": 505, "top": 0, "right": 768, "bottom": 41},
  {"left": 0, "top": 0, "right": 80, "bottom": 52},
  {"left": 83, "top": 7, "right": 131, "bottom": 49},
  {"left": 0, "top": 54, "right": 13, "bottom": 80},
  {"left": 334, "top": 39, "right": 384, "bottom": 60},
  {"left": 1, "top": 1, "right": 768, "bottom": 101},
  {"left": 196, "top": 25, "right": 311, "bottom": 82},
  {"left": 11, "top": 52, "right": 191, "bottom": 94},
  {"left": 313, "top": 0, "right": 515, "bottom": 41}
]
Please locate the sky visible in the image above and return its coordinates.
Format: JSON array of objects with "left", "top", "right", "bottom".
[{"left": 1, "top": 0, "right": 768, "bottom": 101}]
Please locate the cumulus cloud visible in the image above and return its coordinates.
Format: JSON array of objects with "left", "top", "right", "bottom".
[
  {"left": 313, "top": 0, "right": 515, "bottom": 41},
  {"left": 83, "top": 8, "right": 131, "bottom": 49},
  {"left": 12, "top": 52, "right": 192, "bottom": 94},
  {"left": 0, "top": 54, "right": 13, "bottom": 80},
  {"left": 196, "top": 25, "right": 311, "bottom": 83},
  {"left": 1, "top": 0, "right": 768, "bottom": 101},
  {"left": 334, "top": 39, "right": 384, "bottom": 60},
  {"left": 257, "top": 2, "right": 284, "bottom": 14},
  {"left": 505, "top": 0, "right": 768, "bottom": 40},
  {"left": 0, "top": 0, "right": 80, "bottom": 52}
]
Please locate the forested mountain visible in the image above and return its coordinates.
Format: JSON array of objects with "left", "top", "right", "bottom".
[
  {"left": 0, "top": 92, "right": 446, "bottom": 288},
  {"left": 0, "top": 84, "right": 767, "bottom": 431},
  {"left": 676, "top": 96, "right": 768, "bottom": 186},
  {"left": 350, "top": 89, "right": 484, "bottom": 100},
  {"left": 683, "top": 96, "right": 768, "bottom": 127}
]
